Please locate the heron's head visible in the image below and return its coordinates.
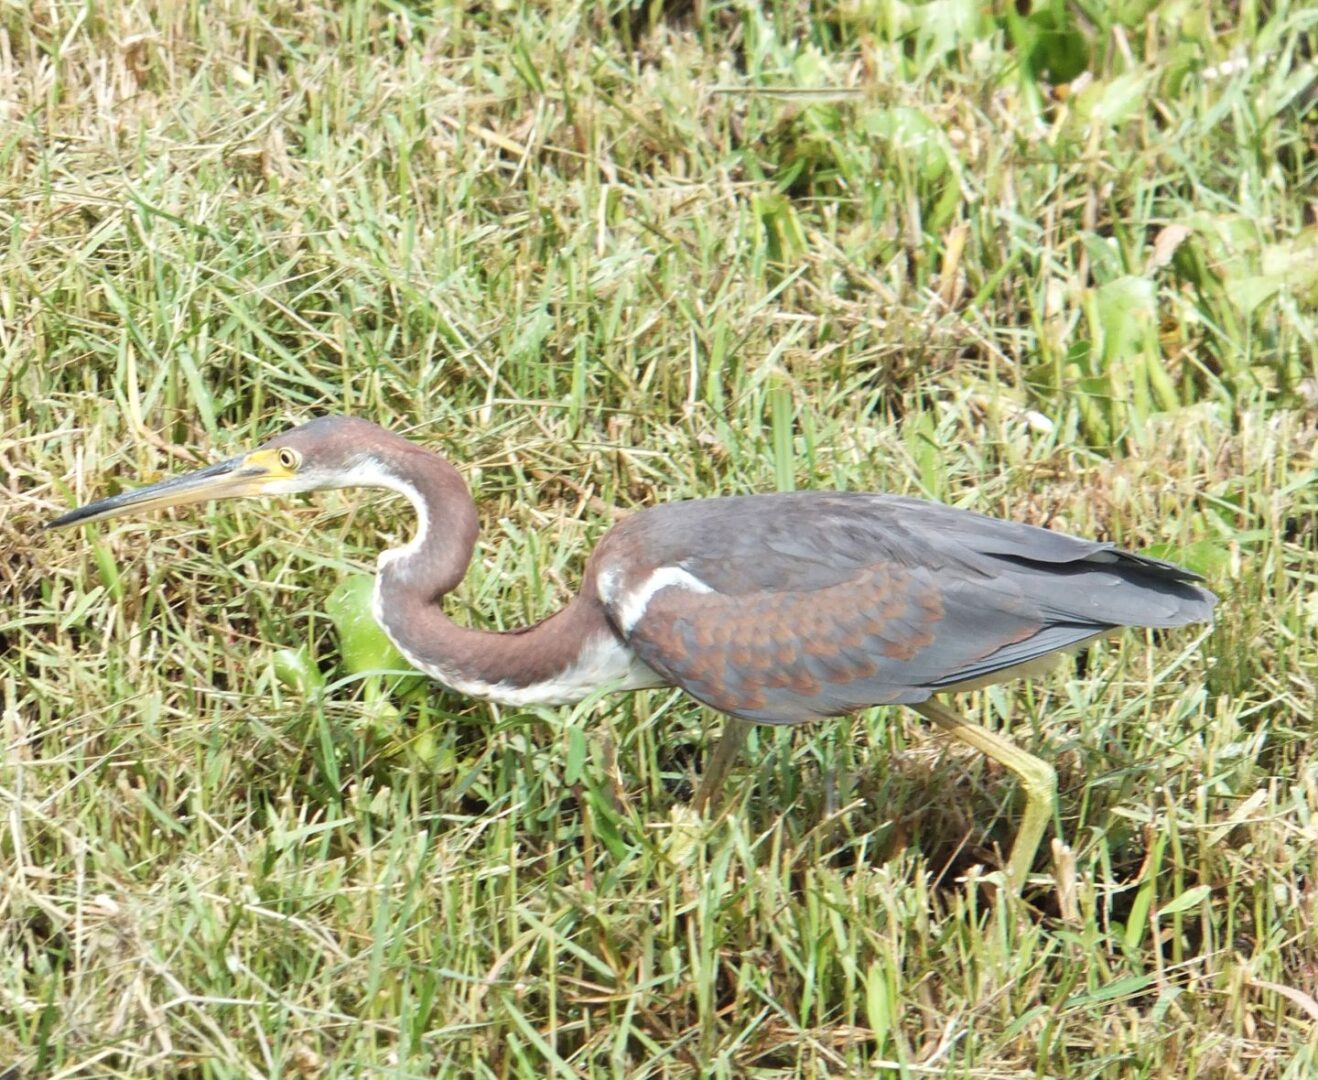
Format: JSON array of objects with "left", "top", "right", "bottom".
[{"left": 46, "top": 415, "right": 406, "bottom": 529}]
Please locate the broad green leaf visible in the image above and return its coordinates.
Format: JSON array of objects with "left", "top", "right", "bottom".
[
  {"left": 862, "top": 106, "right": 950, "bottom": 183},
  {"left": 1075, "top": 73, "right": 1152, "bottom": 129},
  {"left": 1023, "top": 9, "right": 1090, "bottom": 84},
  {"left": 1261, "top": 228, "right": 1318, "bottom": 306},
  {"left": 1158, "top": 884, "right": 1212, "bottom": 917},
  {"left": 1064, "top": 973, "right": 1157, "bottom": 1010},
  {"left": 754, "top": 192, "right": 807, "bottom": 265},
  {"left": 326, "top": 573, "right": 412, "bottom": 676},
  {"left": 864, "top": 960, "right": 892, "bottom": 1052},
  {"left": 1096, "top": 275, "right": 1157, "bottom": 364},
  {"left": 564, "top": 726, "right": 587, "bottom": 786},
  {"left": 912, "top": 0, "right": 984, "bottom": 56},
  {"left": 272, "top": 645, "right": 325, "bottom": 698}
]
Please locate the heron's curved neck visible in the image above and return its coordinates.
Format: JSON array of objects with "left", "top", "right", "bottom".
[
  {"left": 366, "top": 448, "right": 625, "bottom": 703},
  {"left": 370, "top": 450, "right": 478, "bottom": 603}
]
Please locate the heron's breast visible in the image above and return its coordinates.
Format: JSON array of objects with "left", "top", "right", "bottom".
[{"left": 410, "top": 632, "right": 668, "bottom": 708}]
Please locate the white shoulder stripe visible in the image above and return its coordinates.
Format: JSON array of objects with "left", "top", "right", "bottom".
[{"left": 614, "top": 566, "right": 714, "bottom": 635}]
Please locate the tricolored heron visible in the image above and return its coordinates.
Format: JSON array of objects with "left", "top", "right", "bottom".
[{"left": 48, "top": 415, "right": 1216, "bottom": 890}]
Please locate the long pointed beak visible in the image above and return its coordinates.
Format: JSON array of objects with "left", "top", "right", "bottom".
[{"left": 46, "top": 455, "right": 274, "bottom": 529}]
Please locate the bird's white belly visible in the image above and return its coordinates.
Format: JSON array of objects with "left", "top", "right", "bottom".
[{"left": 459, "top": 632, "right": 669, "bottom": 708}]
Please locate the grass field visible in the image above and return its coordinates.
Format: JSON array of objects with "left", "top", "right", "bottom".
[{"left": 4, "top": 0, "right": 1317, "bottom": 1075}]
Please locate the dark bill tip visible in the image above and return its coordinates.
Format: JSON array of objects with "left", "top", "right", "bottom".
[{"left": 45, "top": 458, "right": 250, "bottom": 530}]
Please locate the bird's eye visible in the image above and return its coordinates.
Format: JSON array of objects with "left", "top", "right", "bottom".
[{"left": 277, "top": 448, "right": 300, "bottom": 471}]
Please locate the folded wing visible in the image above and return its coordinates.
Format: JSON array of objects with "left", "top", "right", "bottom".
[{"left": 595, "top": 493, "right": 1214, "bottom": 724}]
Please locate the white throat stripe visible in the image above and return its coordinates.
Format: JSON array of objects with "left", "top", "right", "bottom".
[{"left": 332, "top": 459, "right": 429, "bottom": 570}]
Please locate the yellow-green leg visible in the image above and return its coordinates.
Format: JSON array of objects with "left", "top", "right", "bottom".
[
  {"left": 913, "top": 697, "right": 1058, "bottom": 892},
  {"left": 692, "top": 716, "right": 752, "bottom": 814}
]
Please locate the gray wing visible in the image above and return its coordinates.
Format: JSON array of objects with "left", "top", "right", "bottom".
[{"left": 596, "top": 493, "right": 1215, "bottom": 724}]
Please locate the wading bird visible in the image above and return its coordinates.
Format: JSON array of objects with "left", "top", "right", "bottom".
[{"left": 49, "top": 416, "right": 1216, "bottom": 890}]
